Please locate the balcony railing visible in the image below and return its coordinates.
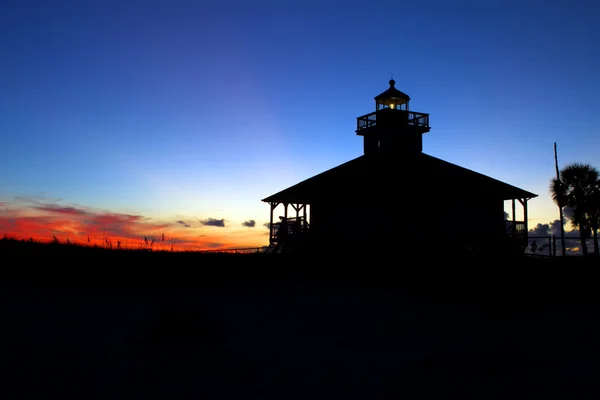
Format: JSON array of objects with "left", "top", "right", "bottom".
[
  {"left": 356, "top": 110, "right": 430, "bottom": 132},
  {"left": 506, "top": 221, "right": 526, "bottom": 238},
  {"left": 271, "top": 216, "right": 310, "bottom": 240}
]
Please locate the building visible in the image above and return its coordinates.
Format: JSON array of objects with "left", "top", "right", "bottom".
[{"left": 262, "top": 80, "right": 537, "bottom": 255}]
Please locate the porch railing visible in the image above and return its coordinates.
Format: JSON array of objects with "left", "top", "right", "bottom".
[
  {"left": 506, "top": 221, "right": 526, "bottom": 238},
  {"left": 271, "top": 216, "right": 310, "bottom": 240}
]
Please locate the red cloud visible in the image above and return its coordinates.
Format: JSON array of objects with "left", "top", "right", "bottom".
[{"left": 0, "top": 200, "right": 266, "bottom": 251}]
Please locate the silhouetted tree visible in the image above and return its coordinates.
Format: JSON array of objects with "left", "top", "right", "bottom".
[
  {"left": 550, "top": 162, "right": 600, "bottom": 257},
  {"left": 588, "top": 184, "right": 600, "bottom": 256}
]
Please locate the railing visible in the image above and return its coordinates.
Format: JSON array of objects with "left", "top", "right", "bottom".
[
  {"left": 529, "top": 236, "right": 600, "bottom": 257},
  {"left": 198, "top": 247, "right": 266, "bottom": 254},
  {"left": 506, "top": 221, "right": 526, "bottom": 238},
  {"left": 525, "top": 236, "right": 553, "bottom": 258},
  {"left": 356, "top": 110, "right": 430, "bottom": 132},
  {"left": 356, "top": 111, "right": 378, "bottom": 131},
  {"left": 271, "top": 216, "right": 310, "bottom": 240}
]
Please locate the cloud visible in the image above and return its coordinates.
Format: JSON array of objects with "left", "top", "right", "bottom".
[
  {"left": 561, "top": 207, "right": 594, "bottom": 235},
  {"left": 0, "top": 201, "right": 168, "bottom": 243},
  {"left": 34, "top": 204, "right": 91, "bottom": 217},
  {"left": 548, "top": 219, "right": 579, "bottom": 238},
  {"left": 549, "top": 219, "right": 563, "bottom": 236},
  {"left": 205, "top": 242, "right": 225, "bottom": 249},
  {"left": 200, "top": 218, "right": 225, "bottom": 227},
  {"left": 13, "top": 195, "right": 62, "bottom": 205},
  {"left": 0, "top": 198, "right": 270, "bottom": 251},
  {"left": 263, "top": 222, "right": 273, "bottom": 229},
  {"left": 529, "top": 223, "right": 550, "bottom": 236},
  {"left": 176, "top": 220, "right": 191, "bottom": 228},
  {"left": 242, "top": 220, "right": 256, "bottom": 228},
  {"left": 85, "top": 213, "right": 167, "bottom": 239},
  {"left": 529, "top": 219, "right": 581, "bottom": 238},
  {"left": 563, "top": 206, "right": 574, "bottom": 220}
]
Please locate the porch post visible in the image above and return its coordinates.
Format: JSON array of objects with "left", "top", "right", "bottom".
[
  {"left": 303, "top": 204, "right": 307, "bottom": 229},
  {"left": 512, "top": 198, "right": 516, "bottom": 238},
  {"left": 522, "top": 198, "right": 528, "bottom": 235},
  {"left": 283, "top": 203, "right": 289, "bottom": 237},
  {"left": 269, "top": 203, "right": 275, "bottom": 243},
  {"left": 518, "top": 198, "right": 529, "bottom": 242}
]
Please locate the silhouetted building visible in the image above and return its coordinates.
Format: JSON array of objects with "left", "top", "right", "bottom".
[{"left": 262, "top": 80, "right": 537, "bottom": 255}]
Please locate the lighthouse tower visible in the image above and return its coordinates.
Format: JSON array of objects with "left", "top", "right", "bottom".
[{"left": 355, "top": 79, "right": 430, "bottom": 156}]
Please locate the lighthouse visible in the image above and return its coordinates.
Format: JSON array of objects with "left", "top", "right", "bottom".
[{"left": 355, "top": 79, "right": 430, "bottom": 156}]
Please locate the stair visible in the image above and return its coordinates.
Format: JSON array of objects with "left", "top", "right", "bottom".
[{"left": 263, "top": 241, "right": 282, "bottom": 254}]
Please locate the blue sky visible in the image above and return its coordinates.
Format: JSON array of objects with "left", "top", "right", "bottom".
[{"left": 1, "top": 0, "right": 599, "bottom": 248}]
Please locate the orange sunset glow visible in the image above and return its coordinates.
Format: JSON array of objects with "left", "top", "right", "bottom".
[{"left": 0, "top": 199, "right": 268, "bottom": 252}]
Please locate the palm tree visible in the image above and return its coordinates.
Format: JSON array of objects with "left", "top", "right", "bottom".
[
  {"left": 588, "top": 184, "right": 600, "bottom": 256},
  {"left": 549, "top": 162, "right": 600, "bottom": 257},
  {"left": 550, "top": 178, "right": 568, "bottom": 255}
]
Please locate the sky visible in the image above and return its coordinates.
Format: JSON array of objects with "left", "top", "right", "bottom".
[{"left": 1, "top": 0, "right": 599, "bottom": 250}]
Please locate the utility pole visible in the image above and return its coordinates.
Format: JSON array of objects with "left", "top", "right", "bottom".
[{"left": 554, "top": 142, "right": 566, "bottom": 256}]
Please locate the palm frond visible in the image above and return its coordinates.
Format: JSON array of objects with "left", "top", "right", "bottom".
[{"left": 549, "top": 177, "right": 566, "bottom": 207}]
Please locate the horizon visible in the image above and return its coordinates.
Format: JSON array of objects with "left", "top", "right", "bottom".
[{"left": 2, "top": 0, "right": 599, "bottom": 250}]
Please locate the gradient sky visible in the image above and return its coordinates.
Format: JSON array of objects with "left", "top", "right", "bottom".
[{"left": 1, "top": 0, "right": 599, "bottom": 250}]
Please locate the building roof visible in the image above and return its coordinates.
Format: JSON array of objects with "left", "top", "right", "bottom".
[
  {"left": 261, "top": 152, "right": 538, "bottom": 204},
  {"left": 374, "top": 79, "right": 411, "bottom": 102}
]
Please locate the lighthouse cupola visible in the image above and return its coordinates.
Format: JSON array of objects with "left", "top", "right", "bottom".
[
  {"left": 375, "top": 79, "right": 410, "bottom": 111},
  {"left": 356, "top": 79, "right": 430, "bottom": 156}
]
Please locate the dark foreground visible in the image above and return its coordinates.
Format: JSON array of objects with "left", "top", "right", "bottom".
[{"left": 1, "top": 240, "right": 600, "bottom": 399}]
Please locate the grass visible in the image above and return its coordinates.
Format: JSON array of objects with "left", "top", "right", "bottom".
[{"left": 2, "top": 234, "right": 598, "bottom": 304}]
